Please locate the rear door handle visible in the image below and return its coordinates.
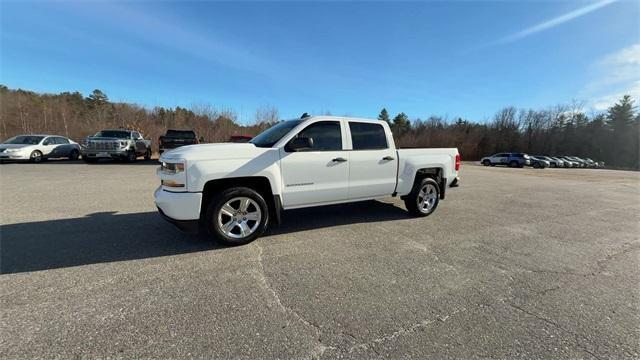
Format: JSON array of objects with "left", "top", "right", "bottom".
[
  {"left": 382, "top": 156, "right": 395, "bottom": 161},
  {"left": 332, "top": 157, "right": 347, "bottom": 163}
]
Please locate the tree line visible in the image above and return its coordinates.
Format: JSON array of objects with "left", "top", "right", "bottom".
[
  {"left": 0, "top": 85, "right": 638, "bottom": 169},
  {"left": 378, "top": 97, "right": 639, "bottom": 169}
]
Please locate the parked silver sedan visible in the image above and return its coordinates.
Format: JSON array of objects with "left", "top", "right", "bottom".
[
  {"left": 536, "top": 155, "right": 563, "bottom": 168},
  {"left": 0, "top": 135, "right": 80, "bottom": 163}
]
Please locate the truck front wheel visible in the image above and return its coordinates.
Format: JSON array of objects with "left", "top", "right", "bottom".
[
  {"left": 405, "top": 177, "right": 440, "bottom": 217},
  {"left": 205, "top": 187, "right": 269, "bottom": 246}
]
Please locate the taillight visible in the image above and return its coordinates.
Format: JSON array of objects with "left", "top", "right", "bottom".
[{"left": 455, "top": 154, "right": 461, "bottom": 171}]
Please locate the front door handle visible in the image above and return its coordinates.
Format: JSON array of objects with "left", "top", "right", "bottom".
[
  {"left": 382, "top": 156, "right": 395, "bottom": 161},
  {"left": 332, "top": 157, "right": 347, "bottom": 163}
]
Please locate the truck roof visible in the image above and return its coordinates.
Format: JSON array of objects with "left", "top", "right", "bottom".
[{"left": 303, "top": 115, "right": 384, "bottom": 124}]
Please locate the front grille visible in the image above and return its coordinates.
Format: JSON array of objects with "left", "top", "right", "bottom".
[{"left": 87, "top": 141, "right": 118, "bottom": 150}]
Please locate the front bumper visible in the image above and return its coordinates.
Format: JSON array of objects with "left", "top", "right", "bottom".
[
  {"left": 0, "top": 152, "right": 29, "bottom": 160},
  {"left": 157, "top": 207, "right": 200, "bottom": 233},
  {"left": 154, "top": 186, "right": 202, "bottom": 220},
  {"left": 81, "top": 149, "right": 128, "bottom": 158}
]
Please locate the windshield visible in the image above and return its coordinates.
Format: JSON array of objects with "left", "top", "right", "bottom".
[
  {"left": 250, "top": 120, "right": 302, "bottom": 148},
  {"left": 94, "top": 130, "right": 131, "bottom": 138},
  {"left": 3, "top": 135, "right": 44, "bottom": 145}
]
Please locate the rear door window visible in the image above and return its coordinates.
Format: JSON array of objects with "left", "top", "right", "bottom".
[{"left": 349, "top": 122, "right": 388, "bottom": 150}]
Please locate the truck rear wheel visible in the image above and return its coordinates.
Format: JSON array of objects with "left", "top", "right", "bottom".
[
  {"left": 144, "top": 148, "right": 151, "bottom": 160},
  {"left": 205, "top": 187, "right": 269, "bottom": 246},
  {"left": 405, "top": 177, "right": 440, "bottom": 217}
]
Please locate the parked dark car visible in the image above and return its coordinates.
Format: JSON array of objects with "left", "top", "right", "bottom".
[
  {"left": 159, "top": 129, "right": 200, "bottom": 154},
  {"left": 480, "top": 152, "right": 530, "bottom": 168},
  {"left": 229, "top": 135, "right": 253, "bottom": 143}
]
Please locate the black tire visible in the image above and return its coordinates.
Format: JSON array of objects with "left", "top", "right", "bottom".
[
  {"left": 205, "top": 187, "right": 269, "bottom": 246},
  {"left": 69, "top": 149, "right": 80, "bottom": 160},
  {"left": 126, "top": 149, "right": 137, "bottom": 162},
  {"left": 144, "top": 148, "right": 151, "bottom": 160},
  {"left": 550, "top": 163, "right": 556, "bottom": 168},
  {"left": 83, "top": 156, "right": 97, "bottom": 163},
  {"left": 482, "top": 160, "right": 491, "bottom": 166},
  {"left": 533, "top": 162, "right": 541, "bottom": 169},
  {"left": 30, "top": 150, "right": 43, "bottom": 163},
  {"left": 509, "top": 160, "right": 518, "bottom": 168},
  {"left": 404, "top": 177, "right": 440, "bottom": 217}
]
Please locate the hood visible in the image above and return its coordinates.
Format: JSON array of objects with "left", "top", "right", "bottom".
[
  {"left": 0, "top": 144, "right": 33, "bottom": 150},
  {"left": 160, "top": 143, "right": 272, "bottom": 161}
]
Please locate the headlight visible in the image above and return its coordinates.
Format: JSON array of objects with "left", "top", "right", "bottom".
[
  {"left": 161, "top": 161, "right": 185, "bottom": 174},
  {"left": 5, "top": 148, "right": 23, "bottom": 153},
  {"left": 120, "top": 141, "right": 128, "bottom": 147}
]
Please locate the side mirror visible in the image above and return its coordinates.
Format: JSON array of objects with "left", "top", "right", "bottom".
[{"left": 286, "top": 137, "right": 313, "bottom": 152}]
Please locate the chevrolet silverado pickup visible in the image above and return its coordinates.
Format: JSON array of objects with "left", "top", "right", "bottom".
[{"left": 155, "top": 116, "right": 460, "bottom": 245}]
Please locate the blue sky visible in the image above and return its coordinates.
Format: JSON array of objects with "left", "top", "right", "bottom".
[{"left": 1, "top": 1, "right": 639, "bottom": 123}]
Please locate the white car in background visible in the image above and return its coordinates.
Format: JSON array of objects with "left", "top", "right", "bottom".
[{"left": 0, "top": 134, "right": 81, "bottom": 163}]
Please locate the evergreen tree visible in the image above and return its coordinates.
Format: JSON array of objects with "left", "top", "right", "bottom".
[
  {"left": 86, "top": 89, "right": 108, "bottom": 107},
  {"left": 377, "top": 108, "right": 391, "bottom": 124},
  {"left": 607, "top": 95, "right": 635, "bottom": 132},
  {"left": 606, "top": 95, "right": 637, "bottom": 167},
  {"left": 392, "top": 112, "right": 411, "bottom": 135}
]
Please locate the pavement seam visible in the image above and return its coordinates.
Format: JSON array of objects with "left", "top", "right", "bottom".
[{"left": 252, "top": 242, "right": 335, "bottom": 360}]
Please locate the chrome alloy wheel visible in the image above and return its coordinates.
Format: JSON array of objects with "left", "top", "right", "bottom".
[
  {"left": 417, "top": 183, "right": 438, "bottom": 213},
  {"left": 217, "top": 197, "right": 262, "bottom": 239}
]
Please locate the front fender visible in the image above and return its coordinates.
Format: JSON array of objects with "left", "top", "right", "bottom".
[{"left": 186, "top": 150, "right": 282, "bottom": 195}]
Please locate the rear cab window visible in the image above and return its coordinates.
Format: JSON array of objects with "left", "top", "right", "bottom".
[{"left": 349, "top": 122, "right": 388, "bottom": 150}]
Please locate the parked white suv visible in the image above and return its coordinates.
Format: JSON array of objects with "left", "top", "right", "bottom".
[{"left": 155, "top": 116, "right": 461, "bottom": 245}]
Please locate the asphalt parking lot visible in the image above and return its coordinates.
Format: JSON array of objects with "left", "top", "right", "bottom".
[{"left": 1, "top": 160, "right": 639, "bottom": 359}]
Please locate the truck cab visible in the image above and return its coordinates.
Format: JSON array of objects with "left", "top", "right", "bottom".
[{"left": 155, "top": 116, "right": 460, "bottom": 245}]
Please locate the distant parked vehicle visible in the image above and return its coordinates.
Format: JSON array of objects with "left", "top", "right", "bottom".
[
  {"left": 529, "top": 156, "right": 550, "bottom": 169},
  {"left": 159, "top": 129, "right": 200, "bottom": 154},
  {"left": 583, "top": 158, "right": 599, "bottom": 168},
  {"left": 560, "top": 156, "right": 579, "bottom": 168},
  {"left": 481, "top": 152, "right": 530, "bottom": 168},
  {"left": 567, "top": 156, "right": 588, "bottom": 167},
  {"left": 549, "top": 156, "right": 568, "bottom": 168},
  {"left": 536, "top": 155, "right": 562, "bottom": 168},
  {"left": 229, "top": 135, "right": 253, "bottom": 143},
  {"left": 81, "top": 129, "right": 151, "bottom": 163},
  {"left": 0, "top": 134, "right": 80, "bottom": 163}
]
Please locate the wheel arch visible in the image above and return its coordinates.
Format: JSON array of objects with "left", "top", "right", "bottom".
[
  {"left": 201, "top": 176, "right": 281, "bottom": 225},
  {"left": 403, "top": 167, "right": 446, "bottom": 200}
]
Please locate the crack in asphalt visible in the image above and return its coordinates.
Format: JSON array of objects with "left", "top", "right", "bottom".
[
  {"left": 348, "top": 307, "right": 467, "bottom": 355},
  {"left": 506, "top": 302, "right": 610, "bottom": 360},
  {"left": 252, "top": 243, "right": 335, "bottom": 360}
]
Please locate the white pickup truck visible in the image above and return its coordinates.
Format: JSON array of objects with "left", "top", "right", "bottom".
[{"left": 155, "top": 116, "right": 460, "bottom": 245}]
